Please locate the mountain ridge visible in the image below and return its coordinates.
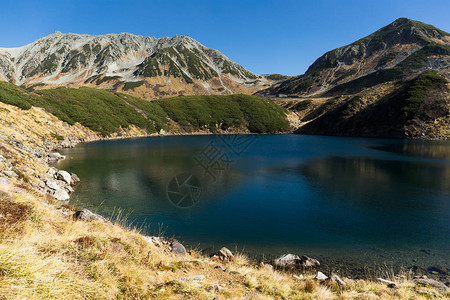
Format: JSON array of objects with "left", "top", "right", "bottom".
[
  {"left": 0, "top": 32, "right": 269, "bottom": 99},
  {"left": 262, "top": 18, "right": 450, "bottom": 97}
]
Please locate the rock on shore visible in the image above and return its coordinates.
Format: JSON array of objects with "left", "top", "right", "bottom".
[
  {"left": 274, "top": 254, "right": 320, "bottom": 269},
  {"left": 39, "top": 167, "right": 80, "bottom": 201}
]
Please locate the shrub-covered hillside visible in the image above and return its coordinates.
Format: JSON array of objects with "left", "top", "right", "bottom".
[{"left": 0, "top": 83, "right": 289, "bottom": 136}]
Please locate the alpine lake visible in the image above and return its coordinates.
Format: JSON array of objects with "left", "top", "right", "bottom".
[{"left": 56, "top": 134, "right": 450, "bottom": 277}]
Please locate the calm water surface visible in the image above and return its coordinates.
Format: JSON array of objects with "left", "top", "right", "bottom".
[{"left": 57, "top": 135, "right": 450, "bottom": 274}]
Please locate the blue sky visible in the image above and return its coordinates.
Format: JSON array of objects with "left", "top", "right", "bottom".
[{"left": 1, "top": 0, "right": 449, "bottom": 75}]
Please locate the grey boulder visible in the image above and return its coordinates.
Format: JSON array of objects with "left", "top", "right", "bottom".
[
  {"left": 414, "top": 278, "right": 449, "bottom": 291},
  {"left": 212, "top": 247, "right": 234, "bottom": 263},
  {"left": 377, "top": 278, "right": 397, "bottom": 288},
  {"left": 53, "top": 189, "right": 70, "bottom": 201},
  {"left": 73, "top": 208, "right": 106, "bottom": 222},
  {"left": 171, "top": 240, "right": 187, "bottom": 255},
  {"left": 70, "top": 173, "right": 80, "bottom": 185},
  {"left": 56, "top": 170, "right": 72, "bottom": 185},
  {"left": 46, "top": 179, "right": 60, "bottom": 190},
  {"left": 274, "top": 254, "right": 320, "bottom": 269}
]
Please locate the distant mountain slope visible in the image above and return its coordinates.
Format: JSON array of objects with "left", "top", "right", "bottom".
[
  {"left": 262, "top": 18, "right": 450, "bottom": 96},
  {"left": 264, "top": 18, "right": 450, "bottom": 139},
  {"left": 295, "top": 70, "right": 449, "bottom": 138},
  {"left": 0, "top": 32, "right": 270, "bottom": 100}
]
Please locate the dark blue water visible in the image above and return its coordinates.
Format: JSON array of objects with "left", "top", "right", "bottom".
[{"left": 57, "top": 135, "right": 450, "bottom": 274}]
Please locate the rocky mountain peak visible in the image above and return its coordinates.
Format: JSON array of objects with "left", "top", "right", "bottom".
[
  {"left": 0, "top": 32, "right": 266, "bottom": 99},
  {"left": 262, "top": 18, "right": 449, "bottom": 97}
]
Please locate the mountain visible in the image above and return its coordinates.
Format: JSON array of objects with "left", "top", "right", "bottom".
[
  {"left": 0, "top": 32, "right": 270, "bottom": 100},
  {"left": 267, "top": 18, "right": 450, "bottom": 139},
  {"left": 263, "top": 18, "right": 450, "bottom": 96}
]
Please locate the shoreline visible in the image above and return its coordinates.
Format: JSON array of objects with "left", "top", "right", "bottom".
[
  {"left": 2, "top": 120, "right": 449, "bottom": 269},
  {"left": 2, "top": 127, "right": 450, "bottom": 298}
]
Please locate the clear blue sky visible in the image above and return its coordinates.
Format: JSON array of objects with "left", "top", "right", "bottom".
[{"left": 1, "top": 0, "right": 449, "bottom": 75}]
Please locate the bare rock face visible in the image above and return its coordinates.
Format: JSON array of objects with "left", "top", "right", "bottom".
[
  {"left": 263, "top": 18, "right": 450, "bottom": 97},
  {"left": 143, "top": 236, "right": 163, "bottom": 247},
  {"left": 0, "top": 31, "right": 265, "bottom": 99},
  {"left": 212, "top": 247, "right": 234, "bottom": 263},
  {"left": 73, "top": 208, "right": 106, "bottom": 222},
  {"left": 47, "top": 152, "right": 65, "bottom": 162},
  {"left": 274, "top": 254, "right": 299, "bottom": 268},
  {"left": 299, "top": 255, "right": 320, "bottom": 268}
]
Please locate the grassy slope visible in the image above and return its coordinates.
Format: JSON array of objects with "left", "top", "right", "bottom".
[
  {"left": 0, "top": 83, "right": 289, "bottom": 136},
  {"left": 294, "top": 71, "right": 449, "bottom": 138}
]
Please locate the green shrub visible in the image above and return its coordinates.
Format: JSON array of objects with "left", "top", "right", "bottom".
[
  {"left": 0, "top": 82, "right": 35, "bottom": 110},
  {"left": 265, "top": 74, "right": 289, "bottom": 81},
  {"left": 122, "top": 81, "right": 145, "bottom": 91},
  {"left": 403, "top": 70, "right": 448, "bottom": 117},
  {"left": 36, "top": 87, "right": 153, "bottom": 136},
  {"left": 292, "top": 100, "right": 312, "bottom": 111},
  {"left": 154, "top": 94, "right": 289, "bottom": 133},
  {"left": 342, "top": 95, "right": 363, "bottom": 116},
  {"left": 95, "top": 76, "right": 121, "bottom": 85},
  {"left": 0, "top": 82, "right": 290, "bottom": 135}
]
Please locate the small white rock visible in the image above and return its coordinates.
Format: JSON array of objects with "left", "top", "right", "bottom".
[
  {"left": 316, "top": 271, "right": 328, "bottom": 280},
  {"left": 377, "top": 278, "right": 397, "bottom": 288},
  {"left": 143, "top": 236, "right": 163, "bottom": 247}
]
